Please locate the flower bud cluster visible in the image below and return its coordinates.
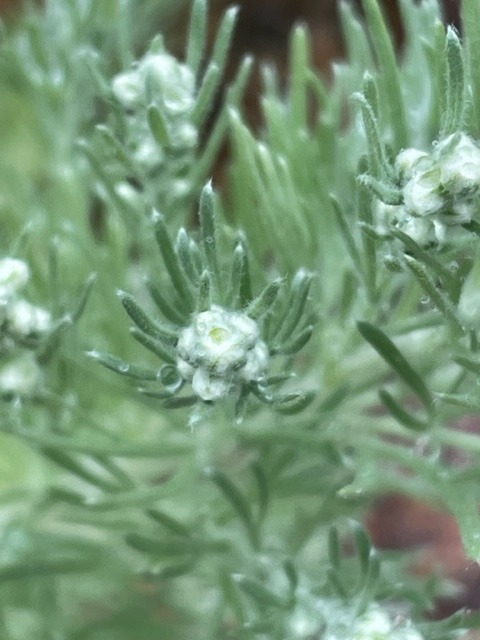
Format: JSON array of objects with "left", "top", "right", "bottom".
[
  {"left": 351, "top": 605, "right": 423, "bottom": 640},
  {"left": 176, "top": 305, "right": 269, "bottom": 401},
  {"left": 0, "top": 258, "right": 50, "bottom": 398},
  {"left": 0, "top": 258, "right": 51, "bottom": 351},
  {"left": 288, "top": 599, "right": 423, "bottom": 640},
  {"left": 112, "top": 49, "right": 197, "bottom": 172},
  {"left": 375, "top": 132, "right": 480, "bottom": 245}
]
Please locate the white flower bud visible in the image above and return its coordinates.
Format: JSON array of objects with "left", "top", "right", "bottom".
[
  {"left": 114, "top": 182, "right": 144, "bottom": 210},
  {"left": 458, "top": 257, "right": 480, "bottom": 329},
  {"left": 112, "top": 67, "right": 144, "bottom": 109},
  {"left": 170, "top": 122, "right": 198, "bottom": 150},
  {"left": 395, "top": 148, "right": 429, "bottom": 181},
  {"left": 241, "top": 341, "right": 269, "bottom": 381},
  {"left": 112, "top": 52, "right": 195, "bottom": 116},
  {"left": 374, "top": 201, "right": 404, "bottom": 235},
  {"left": 0, "top": 258, "right": 30, "bottom": 300},
  {"left": 403, "top": 167, "right": 444, "bottom": 217},
  {"left": 191, "top": 368, "right": 231, "bottom": 401},
  {"left": 6, "top": 299, "right": 51, "bottom": 338},
  {"left": 400, "top": 215, "right": 434, "bottom": 246},
  {"left": 176, "top": 305, "right": 269, "bottom": 401},
  {"left": 353, "top": 606, "right": 423, "bottom": 640},
  {"left": 436, "top": 132, "right": 480, "bottom": 195},
  {"left": 444, "top": 199, "right": 476, "bottom": 225},
  {"left": 132, "top": 135, "right": 163, "bottom": 170},
  {"left": 0, "top": 353, "right": 41, "bottom": 396},
  {"left": 142, "top": 54, "right": 195, "bottom": 116}
]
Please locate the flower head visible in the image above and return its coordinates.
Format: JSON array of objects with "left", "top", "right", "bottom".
[
  {"left": 91, "top": 183, "right": 315, "bottom": 416},
  {"left": 402, "top": 166, "right": 443, "bottom": 218},
  {"left": 176, "top": 305, "right": 269, "bottom": 401},
  {"left": 379, "top": 133, "right": 480, "bottom": 243},
  {"left": 0, "top": 258, "right": 30, "bottom": 302},
  {"left": 0, "top": 352, "right": 41, "bottom": 398},
  {"left": 436, "top": 132, "right": 480, "bottom": 196},
  {"left": 112, "top": 51, "right": 195, "bottom": 115},
  {"left": 352, "top": 605, "right": 423, "bottom": 640},
  {"left": 0, "top": 257, "right": 51, "bottom": 348},
  {"left": 5, "top": 299, "right": 51, "bottom": 340}
]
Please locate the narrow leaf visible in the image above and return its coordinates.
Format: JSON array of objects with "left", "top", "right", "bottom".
[
  {"left": 272, "top": 390, "right": 315, "bottom": 415},
  {"left": 361, "top": 0, "right": 408, "bottom": 148},
  {"left": 117, "top": 289, "right": 177, "bottom": 341},
  {"left": 357, "top": 320, "right": 432, "bottom": 410},
  {"left": 145, "top": 278, "right": 186, "bottom": 326},
  {"left": 440, "top": 27, "right": 466, "bottom": 136},
  {"left": 163, "top": 395, "right": 197, "bottom": 408},
  {"left": 210, "top": 6, "right": 238, "bottom": 81},
  {"left": 86, "top": 349, "right": 159, "bottom": 380},
  {"left": 273, "top": 324, "right": 314, "bottom": 356},
  {"left": 199, "top": 182, "right": 219, "bottom": 293},
  {"left": 42, "top": 448, "right": 118, "bottom": 492},
  {"left": 186, "top": 0, "right": 207, "bottom": 75},
  {"left": 0, "top": 558, "right": 97, "bottom": 582},
  {"left": 328, "top": 526, "right": 341, "bottom": 570},
  {"left": 233, "top": 574, "right": 289, "bottom": 609},
  {"left": 404, "top": 256, "right": 462, "bottom": 329},
  {"left": 436, "top": 391, "right": 480, "bottom": 411},
  {"left": 463, "top": 0, "right": 480, "bottom": 132},
  {"left": 152, "top": 211, "right": 195, "bottom": 311},
  {"left": 331, "top": 196, "right": 363, "bottom": 274},
  {"left": 379, "top": 389, "right": 430, "bottom": 432},
  {"left": 175, "top": 228, "right": 200, "bottom": 286},
  {"left": 147, "top": 104, "right": 170, "bottom": 147},
  {"left": 70, "top": 273, "right": 96, "bottom": 323},
  {"left": 192, "top": 62, "right": 221, "bottom": 127},
  {"left": 206, "top": 467, "right": 259, "bottom": 549},
  {"left": 129, "top": 327, "right": 177, "bottom": 365},
  {"left": 146, "top": 509, "right": 191, "bottom": 537},
  {"left": 246, "top": 279, "right": 283, "bottom": 320},
  {"left": 250, "top": 462, "right": 269, "bottom": 523},
  {"left": 275, "top": 269, "right": 313, "bottom": 343},
  {"left": 36, "top": 316, "right": 73, "bottom": 365},
  {"left": 391, "top": 229, "right": 457, "bottom": 296}
]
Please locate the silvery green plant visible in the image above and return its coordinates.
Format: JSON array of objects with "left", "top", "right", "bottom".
[
  {"left": 82, "top": 0, "right": 252, "bottom": 223},
  {"left": 2, "top": 0, "right": 480, "bottom": 638},
  {"left": 88, "top": 182, "right": 315, "bottom": 418}
]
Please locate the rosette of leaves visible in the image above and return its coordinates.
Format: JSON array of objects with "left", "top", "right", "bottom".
[
  {"left": 88, "top": 183, "right": 316, "bottom": 419},
  {"left": 82, "top": 0, "right": 252, "bottom": 223}
]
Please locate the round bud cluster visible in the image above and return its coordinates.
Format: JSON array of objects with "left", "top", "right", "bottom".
[
  {"left": 112, "top": 52, "right": 195, "bottom": 115},
  {"left": 376, "top": 132, "right": 480, "bottom": 245},
  {"left": 287, "top": 599, "right": 424, "bottom": 640},
  {"left": 0, "top": 352, "right": 41, "bottom": 398},
  {"left": 176, "top": 305, "right": 269, "bottom": 401},
  {"left": 111, "top": 50, "right": 198, "bottom": 172},
  {"left": 0, "top": 257, "right": 51, "bottom": 350},
  {"left": 351, "top": 605, "right": 423, "bottom": 640}
]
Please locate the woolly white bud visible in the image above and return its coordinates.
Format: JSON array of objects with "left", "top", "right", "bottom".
[
  {"left": 0, "top": 258, "right": 30, "bottom": 300},
  {"left": 112, "top": 52, "right": 195, "bottom": 116},
  {"left": 395, "top": 148, "right": 429, "bottom": 181},
  {"left": 353, "top": 606, "right": 424, "bottom": 640},
  {"left": 0, "top": 353, "right": 41, "bottom": 396},
  {"left": 143, "top": 54, "right": 195, "bottom": 116},
  {"left": 112, "top": 67, "right": 143, "bottom": 109},
  {"left": 6, "top": 299, "right": 51, "bottom": 338},
  {"left": 403, "top": 168, "right": 444, "bottom": 217},
  {"left": 436, "top": 132, "right": 480, "bottom": 195},
  {"left": 176, "top": 305, "right": 269, "bottom": 401},
  {"left": 400, "top": 215, "right": 434, "bottom": 246},
  {"left": 191, "top": 368, "right": 231, "bottom": 401}
]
